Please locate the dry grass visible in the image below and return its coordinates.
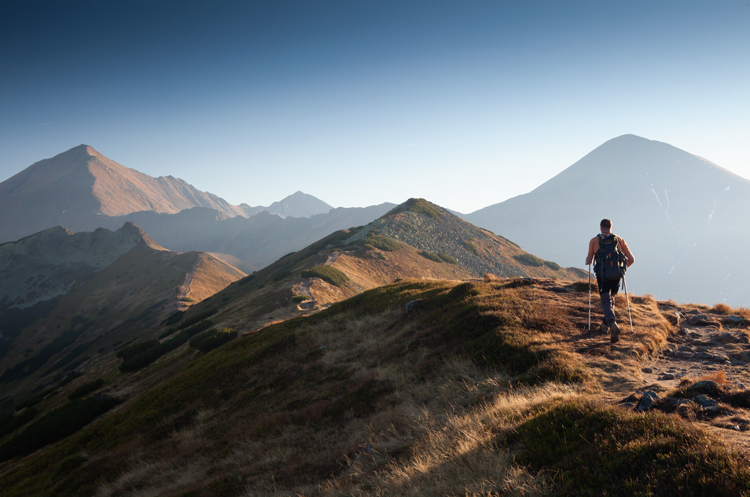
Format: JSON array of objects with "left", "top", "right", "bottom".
[
  {"left": 680, "top": 371, "right": 729, "bottom": 387},
  {"left": 4, "top": 278, "right": 743, "bottom": 497},
  {"left": 483, "top": 273, "right": 501, "bottom": 283}
]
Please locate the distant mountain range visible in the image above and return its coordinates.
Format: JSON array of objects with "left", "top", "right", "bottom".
[
  {"left": 0, "top": 222, "right": 245, "bottom": 396},
  {"left": 464, "top": 134, "right": 750, "bottom": 307},
  {"left": 0, "top": 145, "right": 333, "bottom": 243}
]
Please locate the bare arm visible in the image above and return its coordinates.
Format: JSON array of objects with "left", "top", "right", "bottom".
[
  {"left": 619, "top": 238, "right": 635, "bottom": 267},
  {"left": 585, "top": 237, "right": 598, "bottom": 265}
]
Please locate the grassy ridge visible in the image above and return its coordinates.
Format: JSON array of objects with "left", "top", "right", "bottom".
[{"left": 1, "top": 280, "right": 748, "bottom": 496}]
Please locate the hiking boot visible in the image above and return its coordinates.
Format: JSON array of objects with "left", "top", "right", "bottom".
[
  {"left": 610, "top": 321, "right": 621, "bottom": 343},
  {"left": 599, "top": 321, "right": 608, "bottom": 334}
]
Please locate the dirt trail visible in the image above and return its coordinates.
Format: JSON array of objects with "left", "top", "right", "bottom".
[
  {"left": 528, "top": 278, "right": 750, "bottom": 448},
  {"left": 639, "top": 302, "right": 750, "bottom": 390}
]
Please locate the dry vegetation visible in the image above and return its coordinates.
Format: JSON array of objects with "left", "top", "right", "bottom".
[{"left": 3, "top": 278, "right": 750, "bottom": 496}]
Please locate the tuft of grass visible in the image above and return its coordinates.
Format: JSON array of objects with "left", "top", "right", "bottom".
[
  {"left": 68, "top": 379, "right": 104, "bottom": 400},
  {"left": 189, "top": 328, "right": 238, "bottom": 353},
  {"left": 418, "top": 251, "right": 443, "bottom": 263},
  {"left": 362, "top": 234, "right": 402, "bottom": 252},
  {"left": 402, "top": 198, "right": 443, "bottom": 218},
  {"left": 438, "top": 252, "right": 457, "bottom": 264},
  {"left": 462, "top": 240, "right": 479, "bottom": 255},
  {"left": 513, "top": 253, "right": 545, "bottom": 267},
  {"left": 510, "top": 399, "right": 750, "bottom": 496},
  {"left": 301, "top": 265, "right": 349, "bottom": 287},
  {"left": 543, "top": 260, "right": 561, "bottom": 270}
]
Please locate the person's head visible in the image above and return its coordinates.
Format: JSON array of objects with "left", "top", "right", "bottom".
[{"left": 600, "top": 219, "right": 612, "bottom": 233}]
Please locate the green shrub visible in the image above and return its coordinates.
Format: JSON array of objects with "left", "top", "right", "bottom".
[
  {"left": 510, "top": 400, "right": 750, "bottom": 496},
  {"left": 0, "top": 396, "right": 121, "bottom": 462},
  {"left": 161, "top": 311, "right": 184, "bottom": 326},
  {"left": 543, "top": 260, "right": 561, "bottom": 270},
  {"left": 189, "top": 328, "right": 238, "bottom": 353},
  {"left": 292, "top": 295, "right": 310, "bottom": 303},
  {"left": 402, "top": 198, "right": 442, "bottom": 219},
  {"left": 0, "top": 408, "right": 38, "bottom": 439},
  {"left": 175, "top": 309, "right": 218, "bottom": 331},
  {"left": 462, "top": 240, "right": 479, "bottom": 255},
  {"left": 120, "top": 320, "right": 214, "bottom": 372},
  {"left": 419, "top": 251, "right": 443, "bottom": 263},
  {"left": 513, "top": 253, "right": 545, "bottom": 267},
  {"left": 301, "top": 266, "right": 349, "bottom": 287},
  {"left": 438, "top": 253, "right": 457, "bottom": 264},
  {"left": 363, "top": 235, "right": 401, "bottom": 252},
  {"left": 68, "top": 379, "right": 104, "bottom": 400},
  {"left": 116, "top": 340, "right": 158, "bottom": 359},
  {"left": 16, "top": 388, "right": 56, "bottom": 411}
]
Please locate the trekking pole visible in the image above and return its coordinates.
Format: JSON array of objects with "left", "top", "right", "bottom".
[
  {"left": 588, "top": 264, "right": 591, "bottom": 332},
  {"left": 622, "top": 274, "right": 634, "bottom": 335}
]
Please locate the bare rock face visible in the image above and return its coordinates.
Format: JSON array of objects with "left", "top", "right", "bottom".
[
  {"left": 0, "top": 145, "right": 247, "bottom": 243},
  {"left": 0, "top": 222, "right": 164, "bottom": 309}
]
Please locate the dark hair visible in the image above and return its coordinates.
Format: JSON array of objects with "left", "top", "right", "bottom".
[{"left": 600, "top": 219, "right": 612, "bottom": 229}]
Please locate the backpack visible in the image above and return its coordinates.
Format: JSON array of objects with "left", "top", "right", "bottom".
[{"left": 594, "top": 234, "right": 627, "bottom": 281}]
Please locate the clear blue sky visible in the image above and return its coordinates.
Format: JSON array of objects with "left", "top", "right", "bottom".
[{"left": 2, "top": 0, "right": 749, "bottom": 213}]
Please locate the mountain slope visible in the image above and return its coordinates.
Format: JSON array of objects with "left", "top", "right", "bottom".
[
  {"left": 0, "top": 145, "right": 247, "bottom": 242},
  {"left": 0, "top": 223, "right": 245, "bottom": 406},
  {"left": 263, "top": 190, "right": 333, "bottom": 218},
  {"left": 465, "top": 134, "right": 750, "bottom": 306},
  {"left": 70, "top": 203, "right": 397, "bottom": 271},
  {"left": 3, "top": 276, "right": 750, "bottom": 496},
  {"left": 0, "top": 222, "right": 164, "bottom": 310}
]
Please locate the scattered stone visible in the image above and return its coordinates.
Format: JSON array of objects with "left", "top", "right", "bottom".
[
  {"left": 688, "top": 332, "right": 702, "bottom": 339},
  {"left": 637, "top": 390, "right": 660, "bottom": 411},
  {"left": 688, "top": 310, "right": 701, "bottom": 315},
  {"left": 642, "top": 367, "right": 653, "bottom": 374},
  {"left": 693, "top": 395, "right": 717, "bottom": 407},
  {"left": 689, "top": 314, "right": 715, "bottom": 326},
  {"left": 687, "top": 380, "right": 719, "bottom": 395},
  {"left": 722, "top": 315, "right": 745, "bottom": 325},
  {"left": 673, "top": 350, "right": 693, "bottom": 359},
  {"left": 716, "top": 332, "right": 738, "bottom": 344},
  {"left": 659, "top": 373, "right": 676, "bottom": 380}
]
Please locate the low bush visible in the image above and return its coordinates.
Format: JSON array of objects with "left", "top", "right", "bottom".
[
  {"left": 189, "top": 328, "right": 238, "bottom": 353},
  {"left": 403, "top": 198, "right": 442, "bottom": 219},
  {"left": 438, "top": 253, "right": 457, "bottom": 264},
  {"left": 0, "top": 396, "right": 121, "bottom": 462},
  {"left": 301, "top": 266, "right": 349, "bottom": 287},
  {"left": 120, "top": 320, "right": 215, "bottom": 372},
  {"left": 462, "top": 240, "right": 479, "bottom": 255},
  {"left": 513, "top": 253, "right": 545, "bottom": 267},
  {"left": 116, "top": 340, "right": 159, "bottom": 359},
  {"left": 510, "top": 399, "right": 750, "bottom": 495},
  {"left": 543, "top": 260, "right": 561, "bottom": 270},
  {"left": 0, "top": 408, "right": 38, "bottom": 439},
  {"left": 419, "top": 251, "right": 443, "bottom": 263},
  {"left": 292, "top": 295, "right": 310, "bottom": 303},
  {"left": 363, "top": 234, "right": 402, "bottom": 252},
  {"left": 68, "top": 379, "right": 104, "bottom": 400},
  {"left": 16, "top": 388, "right": 56, "bottom": 411}
]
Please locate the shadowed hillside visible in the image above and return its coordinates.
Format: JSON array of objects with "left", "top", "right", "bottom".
[
  {"left": 0, "top": 224, "right": 245, "bottom": 411},
  {"left": 2, "top": 278, "right": 750, "bottom": 496}
]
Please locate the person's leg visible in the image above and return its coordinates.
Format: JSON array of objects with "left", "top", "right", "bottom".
[{"left": 599, "top": 278, "right": 621, "bottom": 342}]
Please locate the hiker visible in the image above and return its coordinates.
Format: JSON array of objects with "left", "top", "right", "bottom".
[{"left": 585, "top": 219, "right": 635, "bottom": 343}]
